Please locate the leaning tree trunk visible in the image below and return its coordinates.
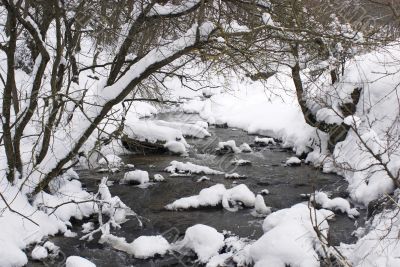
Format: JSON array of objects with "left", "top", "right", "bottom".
[{"left": 291, "top": 46, "right": 361, "bottom": 152}]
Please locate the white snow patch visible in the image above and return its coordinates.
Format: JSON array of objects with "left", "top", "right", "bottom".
[
  {"left": 66, "top": 256, "right": 96, "bottom": 267},
  {"left": 250, "top": 203, "right": 334, "bottom": 267},
  {"left": 173, "top": 224, "right": 224, "bottom": 263},
  {"left": 165, "top": 161, "right": 224, "bottom": 175},
  {"left": 121, "top": 170, "right": 150, "bottom": 185},
  {"left": 313, "top": 191, "right": 359, "bottom": 218}
]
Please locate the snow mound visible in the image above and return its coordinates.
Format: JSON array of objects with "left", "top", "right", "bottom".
[
  {"left": 131, "top": 235, "right": 171, "bottom": 259},
  {"left": 153, "top": 174, "right": 165, "bottom": 182},
  {"left": 66, "top": 256, "right": 96, "bottom": 267},
  {"left": 100, "top": 234, "right": 170, "bottom": 259},
  {"left": 250, "top": 203, "right": 334, "bottom": 267},
  {"left": 253, "top": 195, "right": 272, "bottom": 216},
  {"left": 173, "top": 224, "right": 224, "bottom": 263},
  {"left": 31, "top": 245, "right": 48, "bottom": 260},
  {"left": 166, "top": 184, "right": 226, "bottom": 210},
  {"left": 166, "top": 184, "right": 256, "bottom": 211},
  {"left": 216, "top": 140, "right": 241, "bottom": 153},
  {"left": 239, "top": 143, "right": 252, "bottom": 153},
  {"left": 285, "top": 157, "right": 301, "bottom": 166},
  {"left": 124, "top": 120, "right": 188, "bottom": 154},
  {"left": 313, "top": 191, "right": 359, "bottom": 218},
  {"left": 165, "top": 161, "right": 224, "bottom": 175},
  {"left": 164, "top": 141, "right": 187, "bottom": 155},
  {"left": 255, "top": 136, "right": 276, "bottom": 145},
  {"left": 98, "top": 154, "right": 123, "bottom": 168},
  {"left": 121, "top": 170, "right": 150, "bottom": 185},
  {"left": 222, "top": 184, "right": 256, "bottom": 212}
]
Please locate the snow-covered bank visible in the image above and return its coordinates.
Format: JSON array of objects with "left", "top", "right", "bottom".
[{"left": 0, "top": 175, "right": 132, "bottom": 267}]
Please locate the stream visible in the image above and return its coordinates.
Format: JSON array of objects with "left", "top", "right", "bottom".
[{"left": 28, "top": 113, "right": 364, "bottom": 267}]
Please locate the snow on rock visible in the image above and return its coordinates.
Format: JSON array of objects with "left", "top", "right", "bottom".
[
  {"left": 124, "top": 120, "right": 188, "bottom": 151},
  {"left": 66, "top": 256, "right": 96, "bottom": 267},
  {"left": 254, "top": 136, "right": 276, "bottom": 146},
  {"left": 173, "top": 224, "right": 225, "bottom": 263},
  {"left": 31, "top": 245, "right": 48, "bottom": 260},
  {"left": 164, "top": 141, "right": 187, "bottom": 155},
  {"left": 130, "top": 236, "right": 171, "bottom": 259},
  {"left": 153, "top": 174, "right": 165, "bottom": 182},
  {"left": 285, "top": 156, "right": 302, "bottom": 166},
  {"left": 100, "top": 234, "right": 170, "bottom": 259},
  {"left": 259, "top": 189, "right": 269, "bottom": 195},
  {"left": 98, "top": 154, "right": 123, "bottom": 168},
  {"left": 225, "top": 173, "right": 247, "bottom": 179},
  {"left": 197, "top": 176, "right": 210, "bottom": 182},
  {"left": 253, "top": 195, "right": 272, "bottom": 216},
  {"left": 239, "top": 143, "right": 252, "bottom": 153},
  {"left": 43, "top": 241, "right": 59, "bottom": 257},
  {"left": 222, "top": 184, "right": 256, "bottom": 212},
  {"left": 216, "top": 140, "right": 241, "bottom": 154},
  {"left": 250, "top": 203, "right": 334, "bottom": 267},
  {"left": 313, "top": 191, "right": 359, "bottom": 218},
  {"left": 154, "top": 120, "right": 211, "bottom": 138},
  {"left": 165, "top": 161, "right": 224, "bottom": 175},
  {"left": 121, "top": 170, "right": 150, "bottom": 185},
  {"left": 82, "top": 222, "right": 95, "bottom": 233},
  {"left": 166, "top": 184, "right": 256, "bottom": 211},
  {"left": 166, "top": 184, "right": 226, "bottom": 210}
]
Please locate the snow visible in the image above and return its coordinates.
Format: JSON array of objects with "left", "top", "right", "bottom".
[
  {"left": 225, "top": 173, "right": 246, "bottom": 179},
  {"left": 339, "top": 196, "right": 400, "bottom": 266},
  {"left": 216, "top": 140, "right": 241, "bottom": 153},
  {"left": 100, "top": 234, "right": 170, "bottom": 259},
  {"left": 166, "top": 184, "right": 256, "bottom": 211},
  {"left": 130, "top": 235, "right": 171, "bottom": 259},
  {"left": 153, "top": 174, "right": 165, "bottom": 182},
  {"left": 173, "top": 224, "right": 225, "bottom": 263},
  {"left": 82, "top": 222, "right": 95, "bottom": 233},
  {"left": 239, "top": 143, "right": 252, "bottom": 153},
  {"left": 165, "top": 161, "right": 224, "bottom": 175},
  {"left": 254, "top": 136, "right": 276, "bottom": 145},
  {"left": 222, "top": 184, "right": 256, "bottom": 211},
  {"left": 166, "top": 184, "right": 226, "bottom": 210},
  {"left": 259, "top": 189, "right": 270, "bottom": 195},
  {"left": 164, "top": 141, "right": 187, "bottom": 155},
  {"left": 124, "top": 120, "right": 189, "bottom": 153},
  {"left": 66, "top": 256, "right": 96, "bottom": 267},
  {"left": 121, "top": 170, "right": 150, "bottom": 185},
  {"left": 313, "top": 191, "right": 359, "bottom": 218},
  {"left": 154, "top": 120, "right": 211, "bottom": 138},
  {"left": 250, "top": 203, "right": 334, "bottom": 267},
  {"left": 197, "top": 176, "right": 210, "bottom": 182},
  {"left": 262, "top": 13, "right": 275, "bottom": 26},
  {"left": 98, "top": 154, "right": 123, "bottom": 168},
  {"left": 285, "top": 156, "right": 302, "bottom": 166},
  {"left": 31, "top": 245, "right": 48, "bottom": 260},
  {"left": 253, "top": 195, "right": 272, "bottom": 216}
]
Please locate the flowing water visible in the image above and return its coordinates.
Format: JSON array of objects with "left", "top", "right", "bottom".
[{"left": 28, "top": 113, "right": 364, "bottom": 267}]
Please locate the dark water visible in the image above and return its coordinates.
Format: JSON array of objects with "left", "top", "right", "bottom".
[{"left": 28, "top": 113, "right": 363, "bottom": 267}]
